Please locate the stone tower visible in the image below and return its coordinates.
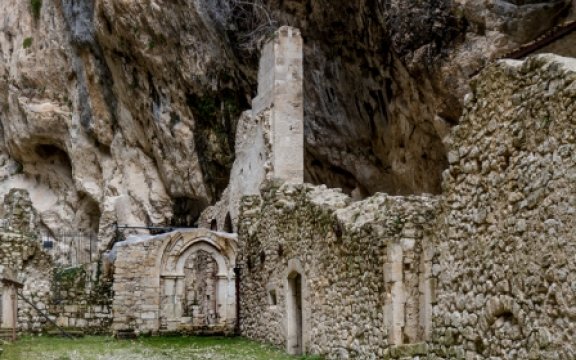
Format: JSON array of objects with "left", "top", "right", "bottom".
[{"left": 252, "top": 26, "right": 304, "bottom": 183}]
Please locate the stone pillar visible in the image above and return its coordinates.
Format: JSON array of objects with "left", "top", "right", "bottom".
[
  {"left": 252, "top": 26, "right": 304, "bottom": 183},
  {"left": 385, "top": 242, "right": 404, "bottom": 345},
  {"left": 162, "top": 277, "right": 177, "bottom": 317},
  {"left": 1, "top": 286, "right": 16, "bottom": 329},
  {"left": 226, "top": 272, "right": 236, "bottom": 324},
  {"left": 216, "top": 274, "right": 228, "bottom": 324},
  {"left": 174, "top": 278, "right": 184, "bottom": 318},
  {"left": 418, "top": 240, "right": 434, "bottom": 341}
]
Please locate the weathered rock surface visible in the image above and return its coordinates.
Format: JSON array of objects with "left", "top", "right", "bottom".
[{"left": 0, "top": 0, "right": 573, "bottom": 248}]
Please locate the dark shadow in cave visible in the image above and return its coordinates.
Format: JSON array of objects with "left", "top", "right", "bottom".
[{"left": 171, "top": 197, "right": 208, "bottom": 227}]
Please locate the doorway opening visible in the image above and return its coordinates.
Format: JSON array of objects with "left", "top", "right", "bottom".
[{"left": 287, "top": 271, "right": 303, "bottom": 355}]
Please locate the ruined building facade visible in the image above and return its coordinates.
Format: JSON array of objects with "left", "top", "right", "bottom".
[
  {"left": 220, "top": 29, "right": 576, "bottom": 359},
  {"left": 0, "top": 27, "right": 575, "bottom": 360}
]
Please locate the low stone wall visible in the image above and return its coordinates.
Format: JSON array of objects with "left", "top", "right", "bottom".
[
  {"left": 239, "top": 183, "right": 439, "bottom": 358},
  {"left": 431, "top": 54, "right": 576, "bottom": 359},
  {"left": 50, "top": 265, "right": 112, "bottom": 333}
]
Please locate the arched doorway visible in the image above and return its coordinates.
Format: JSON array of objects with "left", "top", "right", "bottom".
[
  {"left": 287, "top": 271, "right": 303, "bottom": 355},
  {"left": 158, "top": 234, "right": 237, "bottom": 333},
  {"left": 182, "top": 250, "right": 218, "bottom": 326}
]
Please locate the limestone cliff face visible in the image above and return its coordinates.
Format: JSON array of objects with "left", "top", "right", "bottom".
[
  {"left": 281, "top": 0, "right": 572, "bottom": 196},
  {"left": 0, "top": 0, "right": 571, "bottom": 246},
  {"left": 0, "top": 0, "right": 248, "bottom": 246}
]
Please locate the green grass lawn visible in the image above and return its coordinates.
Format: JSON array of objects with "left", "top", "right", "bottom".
[{"left": 1, "top": 336, "right": 321, "bottom": 360}]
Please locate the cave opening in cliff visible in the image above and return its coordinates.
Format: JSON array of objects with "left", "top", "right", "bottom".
[
  {"left": 35, "top": 144, "right": 72, "bottom": 166},
  {"left": 32, "top": 143, "right": 73, "bottom": 180},
  {"left": 76, "top": 193, "right": 101, "bottom": 235},
  {"left": 171, "top": 197, "right": 208, "bottom": 228}
]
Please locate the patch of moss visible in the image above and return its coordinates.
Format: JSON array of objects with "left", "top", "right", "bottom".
[
  {"left": 23, "top": 37, "right": 33, "bottom": 49},
  {"left": 52, "top": 266, "right": 87, "bottom": 301},
  {"left": 30, "top": 0, "right": 42, "bottom": 20}
]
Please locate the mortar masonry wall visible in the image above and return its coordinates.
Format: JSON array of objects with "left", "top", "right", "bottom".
[
  {"left": 237, "top": 54, "right": 576, "bottom": 359},
  {"left": 238, "top": 184, "right": 439, "bottom": 358},
  {"left": 430, "top": 55, "right": 576, "bottom": 360}
]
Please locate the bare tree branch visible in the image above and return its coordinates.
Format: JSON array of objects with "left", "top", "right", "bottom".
[{"left": 203, "top": 0, "right": 278, "bottom": 52}]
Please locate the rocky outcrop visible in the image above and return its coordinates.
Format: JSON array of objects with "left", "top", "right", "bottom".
[
  {"left": 278, "top": 0, "right": 572, "bottom": 196},
  {"left": 0, "top": 0, "right": 249, "bottom": 247},
  {"left": 0, "top": 0, "right": 572, "bottom": 248}
]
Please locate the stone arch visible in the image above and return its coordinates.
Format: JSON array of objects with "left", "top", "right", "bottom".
[
  {"left": 479, "top": 296, "right": 528, "bottom": 356},
  {"left": 157, "top": 230, "right": 237, "bottom": 332},
  {"left": 175, "top": 241, "right": 228, "bottom": 277}
]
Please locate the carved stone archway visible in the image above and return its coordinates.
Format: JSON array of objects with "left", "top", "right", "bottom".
[
  {"left": 158, "top": 231, "right": 237, "bottom": 332},
  {"left": 112, "top": 229, "right": 237, "bottom": 334}
]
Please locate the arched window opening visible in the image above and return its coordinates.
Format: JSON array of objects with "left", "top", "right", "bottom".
[{"left": 224, "top": 213, "right": 233, "bottom": 233}]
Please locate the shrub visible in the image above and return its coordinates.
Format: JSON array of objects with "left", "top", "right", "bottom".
[
  {"left": 30, "top": 0, "right": 42, "bottom": 20},
  {"left": 23, "top": 37, "right": 33, "bottom": 49}
]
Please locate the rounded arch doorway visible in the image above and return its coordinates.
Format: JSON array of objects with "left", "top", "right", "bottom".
[{"left": 159, "top": 234, "right": 237, "bottom": 333}]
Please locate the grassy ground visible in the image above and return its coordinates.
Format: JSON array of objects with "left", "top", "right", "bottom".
[{"left": 1, "top": 336, "right": 320, "bottom": 360}]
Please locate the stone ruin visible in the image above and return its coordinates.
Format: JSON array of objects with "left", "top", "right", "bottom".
[
  {"left": 0, "top": 26, "right": 575, "bottom": 360},
  {"left": 0, "top": 266, "right": 21, "bottom": 335},
  {"left": 111, "top": 229, "right": 237, "bottom": 334}
]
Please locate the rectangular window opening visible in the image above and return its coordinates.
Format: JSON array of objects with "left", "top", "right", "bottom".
[{"left": 268, "top": 289, "right": 277, "bottom": 306}]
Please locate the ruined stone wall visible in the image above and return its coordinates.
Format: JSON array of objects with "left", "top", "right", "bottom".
[
  {"left": 199, "top": 27, "right": 303, "bottom": 233},
  {"left": 0, "top": 189, "right": 52, "bottom": 332},
  {"left": 0, "top": 231, "right": 49, "bottom": 332},
  {"left": 49, "top": 265, "right": 112, "bottom": 333},
  {"left": 112, "top": 234, "right": 164, "bottom": 333},
  {"left": 111, "top": 229, "right": 237, "bottom": 335},
  {"left": 432, "top": 54, "right": 576, "bottom": 359},
  {"left": 0, "top": 231, "right": 112, "bottom": 333},
  {"left": 239, "top": 183, "right": 439, "bottom": 358},
  {"left": 0, "top": 189, "right": 111, "bottom": 333}
]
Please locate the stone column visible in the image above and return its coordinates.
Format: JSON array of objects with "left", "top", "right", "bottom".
[
  {"left": 1, "top": 286, "right": 16, "bottom": 329},
  {"left": 418, "top": 240, "right": 434, "bottom": 341},
  {"left": 216, "top": 274, "right": 228, "bottom": 325},
  {"left": 385, "top": 242, "right": 404, "bottom": 345},
  {"left": 162, "top": 278, "right": 177, "bottom": 319},
  {"left": 161, "top": 276, "right": 184, "bottom": 331},
  {"left": 226, "top": 272, "right": 236, "bottom": 325},
  {"left": 174, "top": 277, "right": 184, "bottom": 318}
]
